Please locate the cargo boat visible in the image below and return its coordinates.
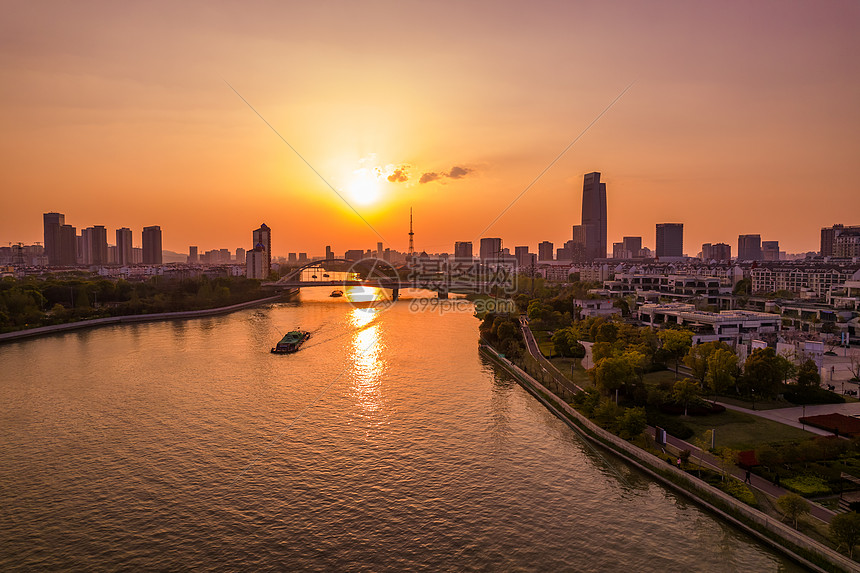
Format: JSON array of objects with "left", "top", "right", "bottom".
[{"left": 271, "top": 330, "right": 311, "bottom": 354}]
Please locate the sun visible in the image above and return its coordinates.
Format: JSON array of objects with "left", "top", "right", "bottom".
[{"left": 347, "top": 168, "right": 382, "bottom": 206}]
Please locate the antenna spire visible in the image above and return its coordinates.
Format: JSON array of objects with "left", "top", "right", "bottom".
[{"left": 408, "top": 207, "right": 415, "bottom": 256}]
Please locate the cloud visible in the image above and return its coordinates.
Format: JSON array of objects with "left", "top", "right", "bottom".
[
  {"left": 387, "top": 168, "right": 408, "bottom": 183},
  {"left": 419, "top": 165, "right": 476, "bottom": 184},
  {"left": 447, "top": 165, "right": 472, "bottom": 179}
]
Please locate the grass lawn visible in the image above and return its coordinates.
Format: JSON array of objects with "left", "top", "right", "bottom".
[
  {"left": 548, "top": 357, "right": 593, "bottom": 388},
  {"left": 713, "top": 394, "right": 796, "bottom": 411},
  {"left": 643, "top": 370, "right": 679, "bottom": 386},
  {"left": 681, "top": 409, "right": 814, "bottom": 450}
]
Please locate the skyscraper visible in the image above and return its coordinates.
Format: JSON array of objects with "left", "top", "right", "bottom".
[
  {"left": 762, "top": 240, "right": 780, "bottom": 261},
  {"left": 142, "top": 226, "right": 163, "bottom": 264},
  {"left": 43, "top": 212, "right": 64, "bottom": 266},
  {"left": 116, "top": 227, "right": 133, "bottom": 266},
  {"left": 538, "top": 241, "right": 554, "bottom": 261},
  {"left": 737, "top": 234, "right": 762, "bottom": 261},
  {"left": 188, "top": 246, "right": 199, "bottom": 264},
  {"left": 656, "top": 223, "right": 684, "bottom": 258},
  {"left": 702, "top": 242, "right": 731, "bottom": 262},
  {"left": 479, "top": 237, "right": 502, "bottom": 262},
  {"left": 58, "top": 224, "right": 77, "bottom": 266},
  {"left": 454, "top": 241, "right": 473, "bottom": 260},
  {"left": 580, "top": 172, "right": 607, "bottom": 261},
  {"left": 252, "top": 224, "right": 271, "bottom": 270},
  {"left": 82, "top": 225, "right": 108, "bottom": 265}
]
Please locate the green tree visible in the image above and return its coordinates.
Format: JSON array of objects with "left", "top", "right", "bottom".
[
  {"left": 716, "top": 447, "right": 738, "bottom": 481},
  {"left": 796, "top": 359, "right": 820, "bottom": 389},
  {"left": 593, "top": 356, "right": 634, "bottom": 398},
  {"left": 617, "top": 407, "right": 647, "bottom": 439},
  {"left": 830, "top": 512, "right": 860, "bottom": 558},
  {"left": 778, "top": 493, "right": 810, "bottom": 530},
  {"left": 658, "top": 329, "right": 693, "bottom": 379},
  {"left": 705, "top": 348, "right": 738, "bottom": 402},
  {"left": 683, "top": 341, "right": 730, "bottom": 384},
  {"left": 741, "top": 347, "right": 783, "bottom": 402},
  {"left": 673, "top": 378, "right": 701, "bottom": 416}
]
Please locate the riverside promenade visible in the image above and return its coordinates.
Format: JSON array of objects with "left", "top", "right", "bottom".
[
  {"left": 0, "top": 294, "right": 287, "bottom": 344},
  {"left": 518, "top": 318, "right": 837, "bottom": 525}
]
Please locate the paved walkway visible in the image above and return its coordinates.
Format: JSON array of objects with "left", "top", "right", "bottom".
[
  {"left": 714, "top": 401, "right": 836, "bottom": 436},
  {"left": 518, "top": 319, "right": 837, "bottom": 524}
]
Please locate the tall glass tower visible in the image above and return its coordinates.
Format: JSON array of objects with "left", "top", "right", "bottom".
[{"left": 580, "top": 172, "right": 607, "bottom": 261}]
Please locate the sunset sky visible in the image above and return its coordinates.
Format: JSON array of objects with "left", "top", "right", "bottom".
[{"left": 2, "top": 1, "right": 859, "bottom": 257}]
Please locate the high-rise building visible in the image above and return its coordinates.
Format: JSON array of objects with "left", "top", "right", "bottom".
[
  {"left": 655, "top": 223, "right": 684, "bottom": 258},
  {"left": 235, "top": 248, "right": 246, "bottom": 264},
  {"left": 82, "top": 225, "right": 108, "bottom": 265},
  {"left": 762, "top": 240, "right": 780, "bottom": 261},
  {"left": 116, "top": 228, "right": 133, "bottom": 265},
  {"left": 820, "top": 224, "right": 860, "bottom": 257},
  {"left": 43, "top": 212, "right": 64, "bottom": 266},
  {"left": 298, "top": 253, "right": 308, "bottom": 262},
  {"left": 622, "top": 236, "right": 642, "bottom": 259},
  {"left": 188, "top": 246, "right": 198, "bottom": 264},
  {"left": 252, "top": 224, "right": 271, "bottom": 270},
  {"left": 142, "top": 226, "right": 163, "bottom": 264},
  {"left": 514, "top": 246, "right": 533, "bottom": 269},
  {"left": 538, "top": 241, "right": 554, "bottom": 261},
  {"left": 246, "top": 244, "right": 268, "bottom": 279},
  {"left": 454, "top": 241, "right": 473, "bottom": 261},
  {"left": 479, "top": 237, "right": 502, "bottom": 262},
  {"left": 58, "top": 224, "right": 77, "bottom": 266},
  {"left": 737, "top": 234, "right": 762, "bottom": 261},
  {"left": 702, "top": 242, "right": 731, "bottom": 262},
  {"left": 835, "top": 231, "right": 860, "bottom": 258},
  {"left": 580, "top": 172, "right": 607, "bottom": 261}
]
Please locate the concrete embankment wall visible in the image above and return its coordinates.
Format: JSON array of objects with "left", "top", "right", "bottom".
[
  {"left": 0, "top": 294, "right": 289, "bottom": 344},
  {"left": 480, "top": 345, "right": 859, "bottom": 573}
]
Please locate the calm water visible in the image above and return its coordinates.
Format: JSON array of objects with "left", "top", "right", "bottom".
[{"left": 1, "top": 289, "right": 801, "bottom": 571}]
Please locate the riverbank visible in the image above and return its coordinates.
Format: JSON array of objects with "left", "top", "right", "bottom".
[
  {"left": 0, "top": 293, "right": 290, "bottom": 344},
  {"left": 480, "top": 345, "right": 858, "bottom": 573}
]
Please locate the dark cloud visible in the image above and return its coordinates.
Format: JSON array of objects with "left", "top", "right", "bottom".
[
  {"left": 419, "top": 165, "right": 476, "bottom": 184},
  {"left": 447, "top": 166, "right": 472, "bottom": 179},
  {"left": 387, "top": 168, "right": 409, "bottom": 183}
]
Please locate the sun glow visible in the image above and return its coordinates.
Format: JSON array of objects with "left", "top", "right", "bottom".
[{"left": 346, "top": 168, "right": 382, "bottom": 206}]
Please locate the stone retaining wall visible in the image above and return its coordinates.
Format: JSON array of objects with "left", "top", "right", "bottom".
[{"left": 480, "top": 345, "right": 858, "bottom": 573}]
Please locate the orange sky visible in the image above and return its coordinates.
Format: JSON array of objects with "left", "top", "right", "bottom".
[{"left": 2, "top": 1, "right": 859, "bottom": 257}]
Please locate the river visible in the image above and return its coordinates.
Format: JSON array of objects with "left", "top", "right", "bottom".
[{"left": 0, "top": 288, "right": 801, "bottom": 571}]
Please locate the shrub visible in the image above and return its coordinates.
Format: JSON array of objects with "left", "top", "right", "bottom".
[
  {"left": 782, "top": 475, "right": 831, "bottom": 497},
  {"left": 720, "top": 479, "right": 757, "bottom": 507}
]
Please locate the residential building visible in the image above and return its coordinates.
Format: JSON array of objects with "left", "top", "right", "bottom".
[
  {"left": 479, "top": 237, "right": 502, "bottom": 262},
  {"left": 42, "top": 212, "right": 64, "bottom": 266},
  {"left": 702, "top": 242, "right": 731, "bottom": 262},
  {"left": 235, "top": 248, "right": 246, "bottom": 264},
  {"left": 116, "top": 228, "right": 133, "bottom": 266},
  {"left": 656, "top": 223, "right": 683, "bottom": 258},
  {"left": 82, "top": 225, "right": 108, "bottom": 265},
  {"left": 762, "top": 240, "right": 780, "bottom": 261},
  {"left": 638, "top": 303, "right": 781, "bottom": 345},
  {"left": 246, "top": 244, "right": 268, "bottom": 279},
  {"left": 188, "top": 246, "right": 198, "bottom": 264},
  {"left": 738, "top": 234, "right": 762, "bottom": 261},
  {"left": 252, "top": 224, "right": 271, "bottom": 271},
  {"left": 538, "top": 241, "right": 554, "bottom": 262},
  {"left": 142, "top": 226, "right": 163, "bottom": 264},
  {"left": 454, "top": 241, "right": 473, "bottom": 260}
]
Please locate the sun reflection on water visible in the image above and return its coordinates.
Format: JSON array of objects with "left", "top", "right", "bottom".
[{"left": 348, "top": 307, "right": 386, "bottom": 414}]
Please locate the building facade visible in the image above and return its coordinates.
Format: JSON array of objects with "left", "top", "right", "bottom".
[
  {"left": 580, "top": 172, "right": 607, "bottom": 261},
  {"left": 142, "top": 226, "right": 163, "bottom": 264},
  {"left": 738, "top": 234, "right": 762, "bottom": 261},
  {"left": 656, "top": 223, "right": 683, "bottom": 258}
]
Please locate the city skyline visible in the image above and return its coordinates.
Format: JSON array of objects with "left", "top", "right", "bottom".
[{"left": 2, "top": 2, "right": 859, "bottom": 254}]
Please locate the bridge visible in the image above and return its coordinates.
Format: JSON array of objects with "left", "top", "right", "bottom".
[{"left": 261, "top": 258, "right": 497, "bottom": 299}]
